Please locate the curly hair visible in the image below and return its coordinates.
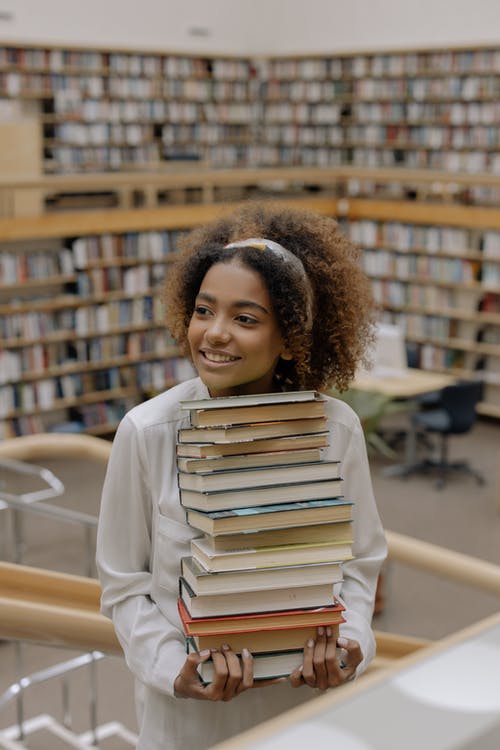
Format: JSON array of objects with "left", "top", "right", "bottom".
[{"left": 164, "top": 201, "right": 375, "bottom": 392}]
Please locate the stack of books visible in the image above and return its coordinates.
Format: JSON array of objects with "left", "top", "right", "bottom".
[{"left": 176, "top": 390, "right": 353, "bottom": 682}]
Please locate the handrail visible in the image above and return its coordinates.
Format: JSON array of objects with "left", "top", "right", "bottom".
[
  {"left": 0, "top": 433, "right": 112, "bottom": 464},
  {"left": 385, "top": 530, "right": 500, "bottom": 596},
  {"left": 1, "top": 531, "right": 499, "bottom": 656}
]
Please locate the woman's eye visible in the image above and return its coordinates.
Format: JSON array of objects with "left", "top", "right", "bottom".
[
  {"left": 194, "top": 305, "right": 211, "bottom": 316},
  {"left": 236, "top": 314, "right": 257, "bottom": 324}
]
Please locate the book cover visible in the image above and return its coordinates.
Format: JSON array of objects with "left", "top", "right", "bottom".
[
  {"left": 186, "top": 399, "right": 326, "bottom": 428},
  {"left": 191, "top": 536, "right": 353, "bottom": 572},
  {"left": 178, "top": 598, "right": 345, "bottom": 635},
  {"left": 179, "top": 577, "right": 339, "bottom": 618},
  {"left": 180, "top": 556, "right": 343, "bottom": 596},
  {"left": 185, "top": 497, "right": 353, "bottom": 535},
  {"left": 177, "top": 460, "right": 341, "bottom": 493},
  {"left": 179, "top": 477, "right": 344, "bottom": 512},
  {"left": 185, "top": 620, "right": 341, "bottom": 653},
  {"left": 176, "top": 447, "right": 323, "bottom": 474},
  {"left": 177, "top": 417, "right": 328, "bottom": 444},
  {"left": 176, "top": 432, "right": 328, "bottom": 458},
  {"left": 204, "top": 520, "right": 353, "bottom": 552},
  {"left": 189, "top": 641, "right": 304, "bottom": 683},
  {"left": 180, "top": 390, "right": 321, "bottom": 411}
]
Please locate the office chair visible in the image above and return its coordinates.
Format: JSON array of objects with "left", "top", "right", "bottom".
[{"left": 411, "top": 380, "right": 486, "bottom": 489}]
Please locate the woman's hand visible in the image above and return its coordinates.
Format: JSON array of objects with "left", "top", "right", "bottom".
[
  {"left": 174, "top": 644, "right": 255, "bottom": 701},
  {"left": 289, "top": 628, "right": 363, "bottom": 691}
]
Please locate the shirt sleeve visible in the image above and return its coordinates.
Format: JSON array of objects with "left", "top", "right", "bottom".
[
  {"left": 96, "top": 414, "right": 187, "bottom": 698},
  {"left": 337, "top": 415, "right": 388, "bottom": 675}
]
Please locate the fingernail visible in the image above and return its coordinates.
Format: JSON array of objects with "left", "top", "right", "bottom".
[
  {"left": 242, "top": 648, "right": 250, "bottom": 657},
  {"left": 337, "top": 637, "right": 348, "bottom": 647},
  {"left": 317, "top": 626, "right": 324, "bottom": 636},
  {"left": 199, "top": 649, "right": 211, "bottom": 657},
  {"left": 326, "top": 627, "right": 332, "bottom": 637},
  {"left": 222, "top": 643, "right": 230, "bottom": 650},
  {"left": 307, "top": 639, "right": 315, "bottom": 648}
]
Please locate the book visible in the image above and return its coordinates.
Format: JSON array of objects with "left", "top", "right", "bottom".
[
  {"left": 180, "top": 390, "right": 321, "bottom": 411},
  {"left": 186, "top": 399, "right": 326, "bottom": 428},
  {"left": 177, "top": 417, "right": 327, "bottom": 444},
  {"left": 191, "top": 536, "right": 353, "bottom": 572},
  {"left": 185, "top": 498, "right": 353, "bottom": 535},
  {"left": 181, "top": 614, "right": 340, "bottom": 653},
  {"left": 176, "top": 447, "right": 324, "bottom": 473},
  {"left": 179, "top": 478, "right": 344, "bottom": 512},
  {"left": 189, "top": 642, "right": 304, "bottom": 683},
  {"left": 203, "top": 520, "right": 353, "bottom": 552},
  {"left": 180, "top": 556, "right": 343, "bottom": 596},
  {"left": 179, "top": 577, "right": 338, "bottom": 617},
  {"left": 176, "top": 433, "right": 329, "bottom": 458},
  {"left": 177, "top": 460, "right": 341, "bottom": 493},
  {"left": 178, "top": 598, "right": 345, "bottom": 636}
]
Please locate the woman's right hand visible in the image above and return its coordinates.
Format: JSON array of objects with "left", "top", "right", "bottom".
[{"left": 174, "top": 644, "right": 255, "bottom": 701}]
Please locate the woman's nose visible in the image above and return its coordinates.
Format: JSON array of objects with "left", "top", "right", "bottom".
[{"left": 205, "top": 316, "right": 231, "bottom": 343}]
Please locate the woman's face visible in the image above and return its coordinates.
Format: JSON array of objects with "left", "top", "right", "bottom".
[{"left": 187, "top": 260, "right": 290, "bottom": 397}]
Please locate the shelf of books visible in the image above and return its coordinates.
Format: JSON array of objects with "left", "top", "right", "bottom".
[
  {"left": 339, "top": 199, "right": 500, "bottom": 418},
  {"left": 0, "top": 211, "right": 198, "bottom": 438},
  {"left": 176, "top": 391, "right": 352, "bottom": 681},
  {"left": 2, "top": 42, "right": 500, "bottom": 175}
]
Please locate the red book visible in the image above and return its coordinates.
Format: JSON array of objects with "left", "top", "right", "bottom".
[{"left": 177, "top": 597, "right": 345, "bottom": 652}]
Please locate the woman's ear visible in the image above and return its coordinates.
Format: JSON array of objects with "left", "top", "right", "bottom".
[{"left": 280, "top": 346, "right": 293, "bottom": 362}]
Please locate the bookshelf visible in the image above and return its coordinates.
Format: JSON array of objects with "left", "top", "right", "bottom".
[
  {"left": 0, "top": 45, "right": 256, "bottom": 173},
  {"left": 1, "top": 42, "right": 500, "bottom": 176},
  {"left": 338, "top": 199, "right": 500, "bottom": 417}
]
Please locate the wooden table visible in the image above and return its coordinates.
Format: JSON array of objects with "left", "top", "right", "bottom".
[{"left": 352, "top": 368, "right": 455, "bottom": 476}]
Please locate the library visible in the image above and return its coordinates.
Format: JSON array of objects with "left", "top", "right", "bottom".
[{"left": 1, "top": 2, "right": 500, "bottom": 749}]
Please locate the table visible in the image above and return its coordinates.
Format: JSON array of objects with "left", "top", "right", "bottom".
[
  {"left": 212, "top": 611, "right": 500, "bottom": 750},
  {"left": 351, "top": 368, "right": 455, "bottom": 476},
  {"left": 352, "top": 367, "right": 454, "bottom": 401}
]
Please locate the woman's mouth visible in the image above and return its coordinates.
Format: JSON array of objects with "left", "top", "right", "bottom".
[{"left": 201, "top": 350, "right": 240, "bottom": 364}]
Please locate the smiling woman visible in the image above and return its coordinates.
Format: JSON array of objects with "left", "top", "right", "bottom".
[
  {"left": 96, "top": 200, "right": 387, "bottom": 750},
  {"left": 187, "top": 262, "right": 291, "bottom": 397}
]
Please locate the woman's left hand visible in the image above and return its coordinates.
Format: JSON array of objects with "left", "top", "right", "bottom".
[{"left": 289, "top": 628, "right": 362, "bottom": 691}]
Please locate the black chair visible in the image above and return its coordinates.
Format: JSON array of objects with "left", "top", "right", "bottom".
[{"left": 411, "top": 380, "right": 486, "bottom": 489}]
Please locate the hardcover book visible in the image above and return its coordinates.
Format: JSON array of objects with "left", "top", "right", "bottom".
[
  {"left": 185, "top": 497, "right": 353, "bottom": 535},
  {"left": 180, "top": 390, "right": 321, "bottom": 411},
  {"left": 178, "top": 598, "right": 345, "bottom": 636},
  {"left": 180, "top": 555, "right": 343, "bottom": 596},
  {"left": 176, "top": 447, "right": 324, "bottom": 474},
  {"left": 186, "top": 399, "right": 326, "bottom": 428},
  {"left": 179, "top": 601, "right": 341, "bottom": 652},
  {"left": 191, "top": 535, "right": 353, "bottom": 573},
  {"left": 179, "top": 478, "right": 344, "bottom": 512},
  {"left": 177, "top": 417, "right": 327, "bottom": 444},
  {"left": 179, "top": 577, "right": 339, "bottom": 618},
  {"left": 176, "top": 433, "right": 328, "bottom": 458},
  {"left": 203, "top": 520, "right": 353, "bottom": 552},
  {"left": 189, "top": 642, "right": 304, "bottom": 683},
  {"left": 177, "top": 460, "right": 341, "bottom": 493}
]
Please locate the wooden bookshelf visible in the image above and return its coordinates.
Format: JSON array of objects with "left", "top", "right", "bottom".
[
  {"left": 1, "top": 42, "right": 500, "bottom": 178},
  {"left": 338, "top": 198, "right": 500, "bottom": 416}
]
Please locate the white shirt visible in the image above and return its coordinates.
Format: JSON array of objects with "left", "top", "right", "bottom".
[{"left": 96, "top": 377, "right": 387, "bottom": 750}]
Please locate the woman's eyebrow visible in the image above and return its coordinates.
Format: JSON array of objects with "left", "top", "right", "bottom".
[{"left": 195, "top": 292, "right": 269, "bottom": 315}]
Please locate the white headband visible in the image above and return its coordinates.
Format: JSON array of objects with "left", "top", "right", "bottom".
[{"left": 224, "top": 237, "right": 313, "bottom": 330}]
